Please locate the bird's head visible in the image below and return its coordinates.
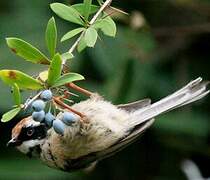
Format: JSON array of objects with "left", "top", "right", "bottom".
[{"left": 7, "top": 117, "right": 48, "bottom": 157}]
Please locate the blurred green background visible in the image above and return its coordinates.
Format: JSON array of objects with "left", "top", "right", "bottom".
[{"left": 0, "top": 0, "right": 210, "bottom": 179}]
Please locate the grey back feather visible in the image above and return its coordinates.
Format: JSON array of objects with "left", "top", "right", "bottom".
[{"left": 117, "top": 99, "right": 151, "bottom": 112}]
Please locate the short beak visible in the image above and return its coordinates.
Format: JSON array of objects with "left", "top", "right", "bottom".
[{"left": 7, "top": 138, "right": 19, "bottom": 147}]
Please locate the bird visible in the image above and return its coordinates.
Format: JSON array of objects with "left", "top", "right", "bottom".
[{"left": 7, "top": 77, "right": 209, "bottom": 172}]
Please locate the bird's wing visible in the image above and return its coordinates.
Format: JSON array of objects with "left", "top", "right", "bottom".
[
  {"left": 95, "top": 118, "right": 155, "bottom": 159},
  {"left": 117, "top": 99, "right": 151, "bottom": 112},
  {"left": 66, "top": 118, "right": 155, "bottom": 170}
]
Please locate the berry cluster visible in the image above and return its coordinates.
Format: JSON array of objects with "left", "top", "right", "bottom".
[{"left": 31, "top": 90, "right": 77, "bottom": 135}]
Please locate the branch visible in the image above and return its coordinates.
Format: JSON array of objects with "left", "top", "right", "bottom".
[
  {"left": 53, "top": 97, "right": 85, "bottom": 118},
  {"left": 89, "top": 0, "right": 112, "bottom": 25},
  {"left": 64, "top": 0, "right": 112, "bottom": 63},
  {"left": 62, "top": 0, "right": 113, "bottom": 97},
  {"left": 66, "top": 83, "right": 93, "bottom": 96},
  {"left": 68, "top": 31, "right": 85, "bottom": 55},
  {"left": 24, "top": 91, "right": 42, "bottom": 110}
]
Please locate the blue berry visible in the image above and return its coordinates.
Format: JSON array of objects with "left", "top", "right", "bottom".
[
  {"left": 32, "top": 100, "right": 45, "bottom": 112},
  {"left": 45, "top": 112, "right": 55, "bottom": 127},
  {"left": 53, "top": 119, "right": 66, "bottom": 135},
  {"left": 32, "top": 110, "right": 45, "bottom": 122},
  {"left": 62, "top": 112, "right": 77, "bottom": 125},
  {"left": 40, "top": 90, "right": 53, "bottom": 101}
]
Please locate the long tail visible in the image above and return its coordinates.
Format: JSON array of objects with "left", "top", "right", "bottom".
[{"left": 130, "top": 77, "right": 209, "bottom": 126}]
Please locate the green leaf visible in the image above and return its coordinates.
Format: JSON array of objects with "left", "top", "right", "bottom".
[
  {"left": 61, "top": 27, "right": 85, "bottom": 42},
  {"left": 61, "top": 52, "right": 74, "bottom": 61},
  {"left": 0, "top": 70, "right": 43, "bottom": 90},
  {"left": 72, "top": 3, "right": 99, "bottom": 16},
  {"left": 50, "top": 3, "right": 84, "bottom": 26},
  {"left": 12, "top": 83, "right": 21, "bottom": 106},
  {"left": 6, "top": 38, "right": 50, "bottom": 65},
  {"left": 77, "top": 36, "right": 87, "bottom": 52},
  {"left": 53, "top": 73, "right": 85, "bottom": 87},
  {"left": 39, "top": 70, "right": 48, "bottom": 82},
  {"left": 83, "top": 0, "right": 92, "bottom": 22},
  {"left": 84, "top": 27, "right": 98, "bottom": 47},
  {"left": 46, "top": 17, "right": 57, "bottom": 58},
  {"left": 47, "top": 53, "right": 62, "bottom": 86},
  {"left": 96, "top": 0, "right": 103, "bottom": 5},
  {"left": 1, "top": 107, "right": 21, "bottom": 122},
  {"left": 93, "top": 16, "right": 117, "bottom": 37}
]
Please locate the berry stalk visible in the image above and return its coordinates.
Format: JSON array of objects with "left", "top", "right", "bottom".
[
  {"left": 53, "top": 96, "right": 85, "bottom": 118},
  {"left": 66, "top": 83, "right": 93, "bottom": 97}
]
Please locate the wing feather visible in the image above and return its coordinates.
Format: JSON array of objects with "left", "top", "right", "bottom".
[{"left": 117, "top": 99, "right": 151, "bottom": 112}]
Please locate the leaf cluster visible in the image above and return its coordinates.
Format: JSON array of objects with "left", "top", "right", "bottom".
[{"left": 0, "top": 0, "right": 117, "bottom": 122}]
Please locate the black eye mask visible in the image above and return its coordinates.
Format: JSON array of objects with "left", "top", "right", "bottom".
[{"left": 17, "top": 124, "right": 47, "bottom": 143}]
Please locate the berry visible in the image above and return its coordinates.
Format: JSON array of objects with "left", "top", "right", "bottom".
[
  {"left": 32, "top": 110, "right": 45, "bottom": 122},
  {"left": 62, "top": 112, "right": 77, "bottom": 125},
  {"left": 53, "top": 119, "right": 66, "bottom": 135},
  {"left": 45, "top": 112, "right": 55, "bottom": 127},
  {"left": 40, "top": 90, "right": 53, "bottom": 101},
  {"left": 32, "top": 100, "right": 45, "bottom": 112}
]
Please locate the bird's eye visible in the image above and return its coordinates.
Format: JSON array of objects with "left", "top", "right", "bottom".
[{"left": 27, "top": 128, "right": 34, "bottom": 136}]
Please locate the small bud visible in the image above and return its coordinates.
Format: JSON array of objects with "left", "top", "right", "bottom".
[
  {"left": 62, "top": 112, "right": 77, "bottom": 126},
  {"left": 32, "top": 110, "right": 45, "bottom": 122},
  {"left": 53, "top": 119, "right": 66, "bottom": 135},
  {"left": 45, "top": 112, "right": 55, "bottom": 127},
  {"left": 40, "top": 90, "right": 53, "bottom": 101},
  {"left": 32, "top": 100, "right": 45, "bottom": 112}
]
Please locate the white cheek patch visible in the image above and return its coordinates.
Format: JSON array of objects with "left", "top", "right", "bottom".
[
  {"left": 17, "top": 139, "right": 43, "bottom": 154},
  {"left": 25, "top": 120, "right": 40, "bottom": 128}
]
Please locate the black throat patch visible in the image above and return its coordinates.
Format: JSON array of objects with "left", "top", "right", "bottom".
[{"left": 27, "top": 145, "right": 42, "bottom": 158}]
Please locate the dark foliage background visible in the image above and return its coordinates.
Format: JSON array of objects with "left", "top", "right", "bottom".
[{"left": 0, "top": 0, "right": 209, "bottom": 179}]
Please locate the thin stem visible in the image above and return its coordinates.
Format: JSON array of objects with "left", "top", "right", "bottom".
[
  {"left": 52, "top": 102, "right": 57, "bottom": 116},
  {"left": 24, "top": 91, "right": 42, "bottom": 110},
  {"left": 62, "top": 97, "right": 74, "bottom": 104},
  {"left": 53, "top": 97, "right": 85, "bottom": 118},
  {"left": 67, "top": 83, "right": 93, "bottom": 97},
  {"left": 48, "top": 101, "right": 52, "bottom": 112},
  {"left": 64, "top": 90, "right": 79, "bottom": 97},
  {"left": 89, "top": 0, "right": 112, "bottom": 25},
  {"left": 68, "top": 31, "right": 85, "bottom": 55}
]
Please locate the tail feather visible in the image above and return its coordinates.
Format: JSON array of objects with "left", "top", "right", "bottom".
[
  {"left": 180, "top": 90, "right": 209, "bottom": 107},
  {"left": 130, "top": 78, "right": 209, "bottom": 126}
]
